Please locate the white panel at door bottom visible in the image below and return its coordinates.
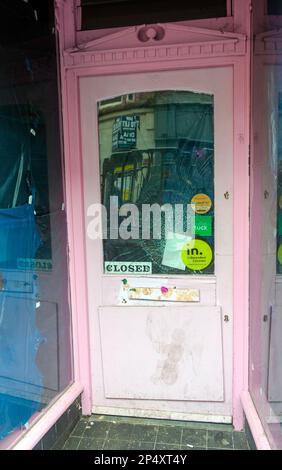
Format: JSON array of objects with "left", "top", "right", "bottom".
[{"left": 99, "top": 306, "right": 224, "bottom": 401}]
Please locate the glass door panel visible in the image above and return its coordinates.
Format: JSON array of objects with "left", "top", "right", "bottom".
[{"left": 98, "top": 90, "right": 215, "bottom": 275}]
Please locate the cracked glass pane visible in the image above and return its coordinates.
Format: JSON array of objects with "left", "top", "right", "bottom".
[{"left": 98, "top": 91, "right": 215, "bottom": 275}]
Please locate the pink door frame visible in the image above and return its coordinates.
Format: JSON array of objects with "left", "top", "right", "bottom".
[{"left": 54, "top": 0, "right": 251, "bottom": 431}]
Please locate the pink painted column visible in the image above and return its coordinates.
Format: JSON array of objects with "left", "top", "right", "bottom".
[
  {"left": 232, "top": 0, "right": 251, "bottom": 431},
  {"left": 55, "top": 0, "right": 92, "bottom": 415}
]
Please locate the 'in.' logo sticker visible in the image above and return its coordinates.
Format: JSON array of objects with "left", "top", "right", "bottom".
[
  {"left": 278, "top": 244, "right": 282, "bottom": 265},
  {"left": 181, "top": 239, "right": 213, "bottom": 271}
]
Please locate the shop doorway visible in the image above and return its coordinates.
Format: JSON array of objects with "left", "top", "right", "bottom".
[{"left": 80, "top": 66, "right": 233, "bottom": 422}]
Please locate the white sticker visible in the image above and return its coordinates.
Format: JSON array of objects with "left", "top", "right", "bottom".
[
  {"left": 105, "top": 261, "right": 152, "bottom": 275},
  {"left": 161, "top": 232, "right": 192, "bottom": 271}
]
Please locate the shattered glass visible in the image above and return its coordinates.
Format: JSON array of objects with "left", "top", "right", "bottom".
[{"left": 99, "top": 91, "right": 215, "bottom": 275}]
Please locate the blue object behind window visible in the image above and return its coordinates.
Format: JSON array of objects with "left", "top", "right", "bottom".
[{"left": 0, "top": 203, "right": 43, "bottom": 440}]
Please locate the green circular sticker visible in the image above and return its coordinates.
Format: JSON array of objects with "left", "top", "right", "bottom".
[
  {"left": 278, "top": 244, "right": 282, "bottom": 265},
  {"left": 181, "top": 240, "right": 213, "bottom": 271}
]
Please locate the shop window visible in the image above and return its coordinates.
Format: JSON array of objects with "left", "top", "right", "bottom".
[
  {"left": 80, "top": 0, "right": 231, "bottom": 30},
  {"left": 267, "top": 0, "right": 282, "bottom": 15},
  {"left": 0, "top": 0, "right": 73, "bottom": 443}
]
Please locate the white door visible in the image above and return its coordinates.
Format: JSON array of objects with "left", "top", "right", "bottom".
[{"left": 80, "top": 66, "right": 233, "bottom": 422}]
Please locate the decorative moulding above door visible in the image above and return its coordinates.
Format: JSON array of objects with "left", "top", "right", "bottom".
[
  {"left": 63, "top": 22, "right": 247, "bottom": 68},
  {"left": 255, "top": 29, "right": 282, "bottom": 55}
]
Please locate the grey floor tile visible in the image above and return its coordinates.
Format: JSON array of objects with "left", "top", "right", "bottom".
[
  {"left": 204, "top": 423, "right": 233, "bottom": 432},
  {"left": 233, "top": 432, "right": 250, "bottom": 450},
  {"left": 156, "top": 426, "right": 182, "bottom": 445},
  {"left": 63, "top": 437, "right": 81, "bottom": 450},
  {"left": 91, "top": 415, "right": 122, "bottom": 424},
  {"left": 155, "top": 443, "right": 181, "bottom": 450},
  {"left": 71, "top": 420, "right": 88, "bottom": 437},
  {"left": 59, "top": 415, "right": 250, "bottom": 452},
  {"left": 207, "top": 431, "right": 233, "bottom": 449},
  {"left": 83, "top": 421, "right": 111, "bottom": 439},
  {"left": 77, "top": 438, "right": 105, "bottom": 450},
  {"left": 52, "top": 438, "right": 66, "bottom": 450},
  {"left": 108, "top": 423, "right": 134, "bottom": 441},
  {"left": 208, "top": 448, "right": 234, "bottom": 451},
  {"left": 103, "top": 439, "right": 130, "bottom": 450},
  {"left": 179, "top": 422, "right": 233, "bottom": 432},
  {"left": 129, "top": 441, "right": 155, "bottom": 450},
  {"left": 181, "top": 428, "right": 207, "bottom": 448},
  {"left": 131, "top": 424, "right": 158, "bottom": 442},
  {"left": 180, "top": 445, "right": 206, "bottom": 451}
]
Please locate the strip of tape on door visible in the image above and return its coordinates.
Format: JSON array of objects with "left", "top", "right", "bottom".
[
  {"left": 128, "top": 287, "right": 200, "bottom": 302},
  {"left": 119, "top": 279, "right": 200, "bottom": 304}
]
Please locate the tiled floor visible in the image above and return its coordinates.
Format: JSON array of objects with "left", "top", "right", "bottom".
[{"left": 57, "top": 414, "right": 250, "bottom": 451}]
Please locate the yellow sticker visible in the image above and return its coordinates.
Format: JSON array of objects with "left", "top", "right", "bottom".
[
  {"left": 181, "top": 239, "right": 213, "bottom": 271},
  {"left": 278, "top": 244, "right": 282, "bottom": 265},
  {"left": 279, "top": 195, "right": 282, "bottom": 210},
  {"left": 191, "top": 194, "right": 212, "bottom": 214}
]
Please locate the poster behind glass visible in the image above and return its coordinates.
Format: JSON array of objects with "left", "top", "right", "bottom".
[{"left": 98, "top": 91, "right": 215, "bottom": 275}]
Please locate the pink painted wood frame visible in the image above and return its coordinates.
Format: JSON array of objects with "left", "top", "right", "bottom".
[
  {"left": 241, "top": 391, "right": 271, "bottom": 450},
  {"left": 54, "top": 0, "right": 251, "bottom": 432},
  {"left": 244, "top": 7, "right": 282, "bottom": 449}
]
